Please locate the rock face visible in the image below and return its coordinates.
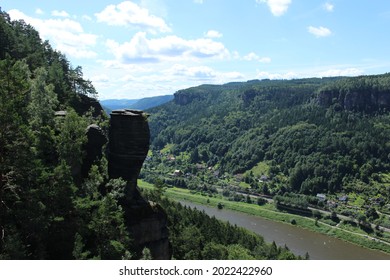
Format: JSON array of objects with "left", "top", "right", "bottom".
[
  {"left": 317, "top": 75, "right": 390, "bottom": 112},
  {"left": 71, "top": 94, "right": 105, "bottom": 118},
  {"left": 174, "top": 87, "right": 208, "bottom": 105},
  {"left": 174, "top": 91, "right": 192, "bottom": 105},
  {"left": 82, "top": 124, "right": 107, "bottom": 178},
  {"left": 318, "top": 89, "right": 390, "bottom": 111},
  {"left": 107, "top": 109, "right": 170, "bottom": 260},
  {"left": 108, "top": 109, "right": 150, "bottom": 200}
]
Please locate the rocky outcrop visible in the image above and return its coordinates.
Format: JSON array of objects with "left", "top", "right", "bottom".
[
  {"left": 126, "top": 201, "right": 170, "bottom": 260},
  {"left": 108, "top": 109, "right": 150, "bottom": 200},
  {"left": 81, "top": 124, "right": 107, "bottom": 178},
  {"left": 241, "top": 88, "right": 258, "bottom": 107},
  {"left": 317, "top": 74, "right": 390, "bottom": 112},
  {"left": 174, "top": 91, "right": 193, "bottom": 105},
  {"left": 318, "top": 89, "right": 390, "bottom": 111},
  {"left": 174, "top": 87, "right": 208, "bottom": 105},
  {"left": 71, "top": 94, "right": 105, "bottom": 118},
  {"left": 107, "top": 109, "right": 170, "bottom": 260}
]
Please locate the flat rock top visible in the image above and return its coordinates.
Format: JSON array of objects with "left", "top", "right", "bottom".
[{"left": 111, "top": 109, "right": 144, "bottom": 116}]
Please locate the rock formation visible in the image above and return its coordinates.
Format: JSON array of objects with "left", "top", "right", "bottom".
[
  {"left": 82, "top": 124, "right": 107, "bottom": 179},
  {"left": 107, "top": 109, "right": 170, "bottom": 260},
  {"left": 174, "top": 87, "right": 207, "bottom": 105},
  {"left": 71, "top": 94, "right": 105, "bottom": 118},
  {"left": 108, "top": 109, "right": 150, "bottom": 200},
  {"left": 317, "top": 75, "right": 390, "bottom": 112},
  {"left": 319, "top": 89, "right": 390, "bottom": 112}
]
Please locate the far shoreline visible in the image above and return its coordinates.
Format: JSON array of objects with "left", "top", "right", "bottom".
[{"left": 138, "top": 179, "right": 390, "bottom": 257}]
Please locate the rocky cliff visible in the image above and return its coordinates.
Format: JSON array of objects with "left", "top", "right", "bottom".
[
  {"left": 108, "top": 109, "right": 150, "bottom": 200},
  {"left": 82, "top": 124, "right": 107, "bottom": 179},
  {"left": 107, "top": 109, "right": 170, "bottom": 260},
  {"left": 173, "top": 86, "right": 212, "bottom": 105},
  {"left": 317, "top": 74, "right": 390, "bottom": 112},
  {"left": 71, "top": 94, "right": 105, "bottom": 118}
]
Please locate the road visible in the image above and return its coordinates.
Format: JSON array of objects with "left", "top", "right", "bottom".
[{"left": 230, "top": 188, "right": 390, "bottom": 235}]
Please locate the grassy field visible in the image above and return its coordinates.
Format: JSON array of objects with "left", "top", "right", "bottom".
[
  {"left": 160, "top": 143, "right": 174, "bottom": 154},
  {"left": 247, "top": 161, "right": 270, "bottom": 177},
  {"left": 138, "top": 180, "right": 390, "bottom": 255}
]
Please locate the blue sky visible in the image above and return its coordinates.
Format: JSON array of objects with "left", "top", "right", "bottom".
[{"left": 1, "top": 0, "right": 390, "bottom": 100}]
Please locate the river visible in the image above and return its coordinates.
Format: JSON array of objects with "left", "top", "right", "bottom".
[{"left": 180, "top": 200, "right": 390, "bottom": 260}]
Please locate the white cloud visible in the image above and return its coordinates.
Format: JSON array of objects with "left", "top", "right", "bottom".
[
  {"left": 194, "top": 0, "right": 204, "bottom": 3},
  {"left": 318, "top": 68, "right": 364, "bottom": 77},
  {"left": 35, "top": 8, "right": 44, "bottom": 15},
  {"left": 307, "top": 26, "right": 332, "bottom": 37},
  {"left": 257, "top": 71, "right": 298, "bottom": 79},
  {"left": 243, "top": 52, "right": 271, "bottom": 63},
  {"left": 90, "top": 74, "right": 111, "bottom": 90},
  {"left": 119, "top": 74, "right": 137, "bottom": 82},
  {"left": 256, "top": 67, "right": 364, "bottom": 81},
  {"left": 166, "top": 64, "right": 244, "bottom": 83},
  {"left": 91, "top": 74, "right": 110, "bottom": 83},
  {"left": 106, "top": 32, "right": 230, "bottom": 64},
  {"left": 323, "top": 2, "right": 334, "bottom": 12},
  {"left": 205, "top": 30, "right": 223, "bottom": 38},
  {"left": 168, "top": 64, "right": 216, "bottom": 80},
  {"left": 94, "top": 62, "right": 245, "bottom": 99},
  {"left": 222, "top": 71, "right": 245, "bottom": 81},
  {"left": 8, "top": 9, "right": 98, "bottom": 58},
  {"left": 51, "top": 10, "right": 70, "bottom": 17},
  {"left": 95, "top": 1, "right": 171, "bottom": 33},
  {"left": 257, "top": 0, "right": 292, "bottom": 17},
  {"left": 113, "top": 77, "right": 179, "bottom": 99}
]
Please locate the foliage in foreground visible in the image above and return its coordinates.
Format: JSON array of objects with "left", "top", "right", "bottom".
[{"left": 0, "top": 10, "right": 132, "bottom": 259}]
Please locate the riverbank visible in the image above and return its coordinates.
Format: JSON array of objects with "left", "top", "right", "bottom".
[{"left": 138, "top": 180, "right": 390, "bottom": 255}]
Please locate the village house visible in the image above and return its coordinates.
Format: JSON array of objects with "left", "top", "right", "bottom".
[
  {"left": 339, "top": 195, "right": 348, "bottom": 203},
  {"left": 167, "top": 155, "right": 176, "bottom": 161},
  {"left": 259, "top": 175, "right": 269, "bottom": 182},
  {"left": 316, "top": 193, "right": 327, "bottom": 201}
]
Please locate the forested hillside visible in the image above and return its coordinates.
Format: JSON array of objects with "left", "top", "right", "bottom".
[
  {"left": 0, "top": 9, "right": 128, "bottom": 259},
  {"left": 0, "top": 9, "right": 298, "bottom": 260},
  {"left": 146, "top": 74, "right": 390, "bottom": 223}
]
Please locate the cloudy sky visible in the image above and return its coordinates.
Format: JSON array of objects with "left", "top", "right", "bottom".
[{"left": 2, "top": 0, "right": 390, "bottom": 100}]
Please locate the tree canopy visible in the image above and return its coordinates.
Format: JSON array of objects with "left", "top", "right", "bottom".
[{"left": 147, "top": 75, "right": 390, "bottom": 201}]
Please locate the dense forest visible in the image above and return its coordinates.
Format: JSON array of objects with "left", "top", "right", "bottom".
[
  {"left": 142, "top": 188, "right": 299, "bottom": 260},
  {"left": 0, "top": 9, "right": 298, "bottom": 260},
  {"left": 145, "top": 71, "right": 390, "bottom": 226},
  {"left": 0, "top": 8, "right": 127, "bottom": 259}
]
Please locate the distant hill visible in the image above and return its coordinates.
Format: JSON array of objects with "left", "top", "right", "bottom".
[
  {"left": 100, "top": 95, "right": 173, "bottom": 114},
  {"left": 131, "top": 95, "right": 174, "bottom": 111},
  {"left": 99, "top": 99, "right": 139, "bottom": 113},
  {"left": 147, "top": 75, "right": 390, "bottom": 199}
]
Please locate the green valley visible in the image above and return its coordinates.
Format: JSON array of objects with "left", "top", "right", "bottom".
[
  {"left": 141, "top": 75, "right": 390, "bottom": 254},
  {"left": 2, "top": 5, "right": 390, "bottom": 260},
  {"left": 0, "top": 9, "right": 301, "bottom": 260}
]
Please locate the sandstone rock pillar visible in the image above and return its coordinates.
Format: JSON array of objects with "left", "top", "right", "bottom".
[
  {"left": 107, "top": 109, "right": 170, "bottom": 259},
  {"left": 108, "top": 109, "right": 149, "bottom": 201}
]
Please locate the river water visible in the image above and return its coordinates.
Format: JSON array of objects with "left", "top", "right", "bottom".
[{"left": 180, "top": 200, "right": 390, "bottom": 260}]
